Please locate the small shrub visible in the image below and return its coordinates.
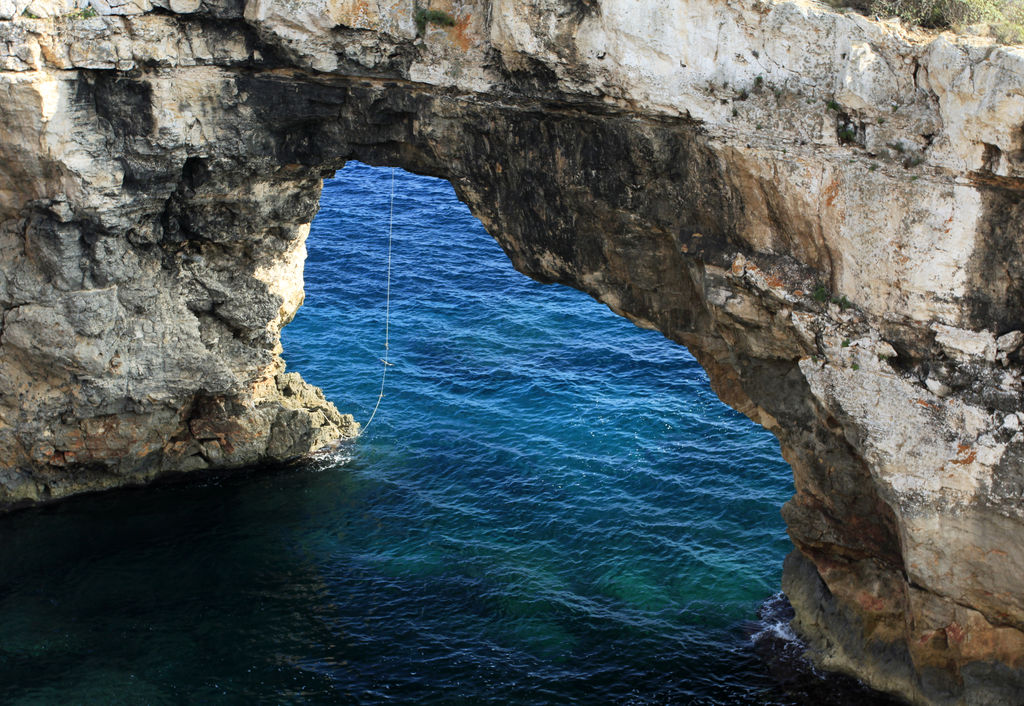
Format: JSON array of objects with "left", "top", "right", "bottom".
[
  {"left": 812, "top": 284, "right": 830, "bottom": 302},
  {"left": 414, "top": 5, "right": 456, "bottom": 35},
  {"left": 842, "top": 338, "right": 851, "bottom": 347},
  {"left": 838, "top": 125, "right": 857, "bottom": 143},
  {"left": 851, "top": 362, "right": 860, "bottom": 371},
  {"left": 826, "top": 99, "right": 841, "bottom": 112},
  {"left": 832, "top": 294, "right": 852, "bottom": 310},
  {"left": 993, "top": 17, "right": 1024, "bottom": 43},
  {"left": 872, "top": 0, "right": 983, "bottom": 27},
  {"left": 66, "top": 6, "right": 98, "bottom": 18}
]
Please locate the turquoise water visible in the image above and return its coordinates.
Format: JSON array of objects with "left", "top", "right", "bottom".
[{"left": 0, "top": 163, "right": 883, "bottom": 703}]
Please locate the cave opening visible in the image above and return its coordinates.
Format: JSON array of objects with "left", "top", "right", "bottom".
[
  {"left": 274, "top": 160, "right": 804, "bottom": 700},
  {"left": 0, "top": 159, "right": 876, "bottom": 704}
]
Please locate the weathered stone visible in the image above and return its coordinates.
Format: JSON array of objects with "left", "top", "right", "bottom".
[
  {"left": 997, "top": 330, "right": 1024, "bottom": 353},
  {"left": 168, "top": 0, "right": 199, "bottom": 12},
  {"left": 2, "top": 2, "right": 1024, "bottom": 703}
]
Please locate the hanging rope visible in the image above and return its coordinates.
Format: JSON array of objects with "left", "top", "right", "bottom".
[{"left": 360, "top": 167, "right": 396, "bottom": 436}]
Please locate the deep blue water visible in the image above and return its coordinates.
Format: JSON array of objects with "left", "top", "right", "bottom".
[{"left": 0, "top": 163, "right": 882, "bottom": 704}]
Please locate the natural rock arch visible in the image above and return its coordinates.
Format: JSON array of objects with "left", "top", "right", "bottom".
[{"left": 3, "top": 2, "right": 1024, "bottom": 703}]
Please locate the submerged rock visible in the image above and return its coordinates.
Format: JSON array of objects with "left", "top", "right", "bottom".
[{"left": 2, "top": 0, "right": 1024, "bottom": 702}]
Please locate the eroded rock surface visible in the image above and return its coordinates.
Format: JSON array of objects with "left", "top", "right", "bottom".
[{"left": 2, "top": 0, "right": 1024, "bottom": 703}]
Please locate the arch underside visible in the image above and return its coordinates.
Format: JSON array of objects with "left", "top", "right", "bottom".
[{"left": 2, "top": 62, "right": 1024, "bottom": 705}]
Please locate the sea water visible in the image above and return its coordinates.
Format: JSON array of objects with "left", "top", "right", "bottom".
[{"left": 0, "top": 163, "right": 889, "bottom": 704}]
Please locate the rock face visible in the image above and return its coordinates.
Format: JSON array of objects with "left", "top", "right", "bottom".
[{"left": 2, "top": 0, "right": 1024, "bottom": 702}]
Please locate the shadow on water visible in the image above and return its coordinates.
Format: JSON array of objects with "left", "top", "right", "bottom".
[{"left": 0, "top": 162, "right": 900, "bottom": 705}]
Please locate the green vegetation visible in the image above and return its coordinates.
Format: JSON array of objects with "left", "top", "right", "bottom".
[
  {"left": 837, "top": 125, "right": 858, "bottom": 143},
  {"left": 838, "top": 0, "right": 1024, "bottom": 45},
  {"left": 832, "top": 294, "right": 852, "bottom": 310},
  {"left": 66, "top": 6, "right": 98, "bottom": 18},
  {"left": 414, "top": 5, "right": 456, "bottom": 35},
  {"left": 851, "top": 361, "right": 860, "bottom": 370},
  {"left": 826, "top": 99, "right": 841, "bottom": 112},
  {"left": 810, "top": 285, "right": 853, "bottom": 312},
  {"left": 842, "top": 338, "right": 851, "bottom": 347}
]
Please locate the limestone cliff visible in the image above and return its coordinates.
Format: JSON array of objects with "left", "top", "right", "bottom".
[{"left": 2, "top": 0, "right": 1024, "bottom": 703}]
